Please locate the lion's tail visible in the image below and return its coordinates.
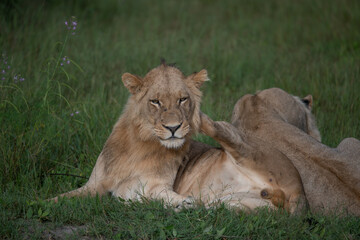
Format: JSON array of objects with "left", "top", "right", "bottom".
[
  {"left": 270, "top": 189, "right": 286, "bottom": 208},
  {"left": 261, "top": 188, "right": 287, "bottom": 209}
]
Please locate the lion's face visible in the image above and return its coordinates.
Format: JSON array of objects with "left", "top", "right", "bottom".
[{"left": 122, "top": 64, "right": 208, "bottom": 149}]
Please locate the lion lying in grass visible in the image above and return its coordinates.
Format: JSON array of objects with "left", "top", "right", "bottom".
[
  {"left": 176, "top": 88, "right": 359, "bottom": 215},
  {"left": 52, "top": 62, "right": 208, "bottom": 208},
  {"left": 175, "top": 114, "right": 307, "bottom": 213},
  {"left": 229, "top": 88, "right": 360, "bottom": 215}
]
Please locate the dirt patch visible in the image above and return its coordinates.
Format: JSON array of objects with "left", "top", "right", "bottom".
[
  {"left": 43, "top": 225, "right": 89, "bottom": 240},
  {"left": 19, "top": 219, "right": 92, "bottom": 240}
]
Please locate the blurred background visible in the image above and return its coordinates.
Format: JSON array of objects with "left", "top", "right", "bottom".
[
  {"left": 1, "top": 0, "right": 359, "bottom": 194},
  {"left": 1, "top": 1, "right": 360, "bottom": 238}
]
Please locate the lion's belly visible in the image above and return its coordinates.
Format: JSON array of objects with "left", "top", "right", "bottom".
[{"left": 196, "top": 152, "right": 273, "bottom": 209}]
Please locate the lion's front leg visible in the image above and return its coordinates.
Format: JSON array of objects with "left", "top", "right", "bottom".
[
  {"left": 111, "top": 177, "right": 194, "bottom": 209},
  {"left": 145, "top": 182, "right": 194, "bottom": 209}
]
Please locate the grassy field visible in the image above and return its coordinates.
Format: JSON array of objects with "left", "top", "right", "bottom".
[{"left": 1, "top": 0, "right": 360, "bottom": 239}]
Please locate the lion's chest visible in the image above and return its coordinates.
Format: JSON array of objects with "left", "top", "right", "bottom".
[{"left": 108, "top": 151, "right": 183, "bottom": 200}]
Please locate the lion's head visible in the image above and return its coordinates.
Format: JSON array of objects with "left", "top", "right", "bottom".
[
  {"left": 231, "top": 88, "right": 321, "bottom": 142},
  {"left": 121, "top": 63, "right": 208, "bottom": 149}
]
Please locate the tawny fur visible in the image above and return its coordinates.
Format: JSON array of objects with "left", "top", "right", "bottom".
[
  {"left": 230, "top": 88, "right": 360, "bottom": 215},
  {"left": 175, "top": 112, "right": 307, "bottom": 214},
  {"left": 52, "top": 63, "right": 208, "bottom": 207}
]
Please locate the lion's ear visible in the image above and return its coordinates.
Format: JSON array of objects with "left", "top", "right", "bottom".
[
  {"left": 187, "top": 69, "right": 209, "bottom": 88},
  {"left": 122, "top": 73, "right": 143, "bottom": 95},
  {"left": 302, "top": 95, "right": 313, "bottom": 110}
]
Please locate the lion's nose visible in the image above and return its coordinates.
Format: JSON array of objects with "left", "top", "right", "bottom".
[{"left": 163, "top": 123, "right": 182, "bottom": 135}]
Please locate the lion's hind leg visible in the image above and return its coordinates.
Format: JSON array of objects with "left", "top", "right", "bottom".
[
  {"left": 215, "top": 192, "right": 275, "bottom": 212},
  {"left": 50, "top": 185, "right": 94, "bottom": 203},
  {"left": 261, "top": 188, "right": 307, "bottom": 214},
  {"left": 50, "top": 180, "right": 109, "bottom": 203},
  {"left": 200, "top": 112, "right": 244, "bottom": 158},
  {"left": 288, "top": 192, "right": 308, "bottom": 214}
]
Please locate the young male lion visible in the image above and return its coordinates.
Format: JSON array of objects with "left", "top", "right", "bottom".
[{"left": 52, "top": 63, "right": 208, "bottom": 207}]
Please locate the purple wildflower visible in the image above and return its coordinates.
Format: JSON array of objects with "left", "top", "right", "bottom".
[
  {"left": 20, "top": 77, "right": 25, "bottom": 82},
  {"left": 7, "top": 65, "right": 10, "bottom": 69},
  {"left": 65, "top": 17, "right": 78, "bottom": 34},
  {"left": 1, "top": 77, "right": 5, "bottom": 81},
  {"left": 70, "top": 110, "right": 79, "bottom": 117},
  {"left": 1, "top": 69, "right": 5, "bottom": 74},
  {"left": 60, "top": 56, "right": 71, "bottom": 66}
]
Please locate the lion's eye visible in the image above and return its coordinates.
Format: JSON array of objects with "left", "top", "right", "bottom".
[
  {"left": 179, "top": 97, "right": 188, "bottom": 104},
  {"left": 150, "top": 99, "right": 161, "bottom": 106}
]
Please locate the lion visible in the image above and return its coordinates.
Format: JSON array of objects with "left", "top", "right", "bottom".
[
  {"left": 52, "top": 63, "right": 209, "bottom": 207},
  {"left": 230, "top": 88, "right": 360, "bottom": 215},
  {"left": 174, "top": 115, "right": 307, "bottom": 214}
]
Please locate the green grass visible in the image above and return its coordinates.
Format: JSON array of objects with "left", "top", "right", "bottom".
[{"left": 1, "top": 0, "right": 360, "bottom": 239}]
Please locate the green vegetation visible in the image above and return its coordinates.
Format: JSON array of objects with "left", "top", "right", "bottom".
[{"left": 1, "top": 0, "right": 359, "bottom": 239}]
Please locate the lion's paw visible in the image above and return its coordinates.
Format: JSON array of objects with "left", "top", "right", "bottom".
[{"left": 175, "top": 196, "right": 195, "bottom": 211}]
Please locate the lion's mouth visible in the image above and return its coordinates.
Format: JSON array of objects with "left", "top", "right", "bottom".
[
  {"left": 158, "top": 135, "right": 184, "bottom": 141},
  {"left": 159, "top": 137, "right": 185, "bottom": 149}
]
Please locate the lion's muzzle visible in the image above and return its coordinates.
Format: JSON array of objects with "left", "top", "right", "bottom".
[
  {"left": 162, "top": 123, "right": 182, "bottom": 136},
  {"left": 155, "top": 122, "right": 189, "bottom": 149}
]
